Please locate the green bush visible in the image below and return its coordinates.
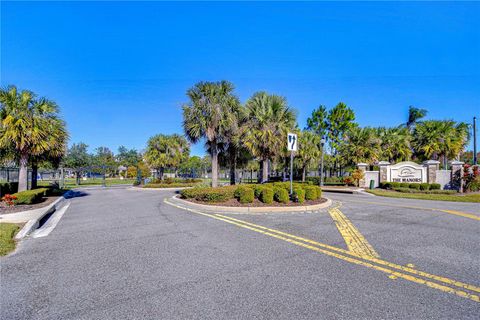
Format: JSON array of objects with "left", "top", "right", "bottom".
[
  {"left": 419, "top": 183, "right": 430, "bottom": 191},
  {"left": 314, "top": 186, "right": 322, "bottom": 199},
  {"left": 235, "top": 186, "right": 254, "bottom": 203},
  {"left": 429, "top": 183, "right": 441, "bottom": 190},
  {"left": 304, "top": 186, "right": 317, "bottom": 201},
  {"left": 0, "top": 182, "right": 18, "bottom": 196},
  {"left": 254, "top": 185, "right": 266, "bottom": 198},
  {"left": 409, "top": 183, "right": 421, "bottom": 190},
  {"left": 180, "top": 186, "right": 236, "bottom": 203},
  {"left": 390, "top": 182, "right": 401, "bottom": 188},
  {"left": 292, "top": 188, "right": 305, "bottom": 204},
  {"left": 274, "top": 187, "right": 289, "bottom": 204},
  {"left": 144, "top": 182, "right": 199, "bottom": 188},
  {"left": 260, "top": 188, "right": 274, "bottom": 204},
  {"left": 399, "top": 183, "right": 410, "bottom": 188},
  {"left": 392, "top": 187, "right": 456, "bottom": 195},
  {"left": 12, "top": 188, "right": 48, "bottom": 205}
]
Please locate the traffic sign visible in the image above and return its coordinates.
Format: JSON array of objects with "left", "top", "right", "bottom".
[{"left": 287, "top": 133, "right": 297, "bottom": 151}]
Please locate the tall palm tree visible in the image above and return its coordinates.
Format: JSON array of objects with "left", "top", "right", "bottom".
[
  {"left": 144, "top": 134, "right": 190, "bottom": 180},
  {"left": 0, "top": 85, "right": 68, "bottom": 191},
  {"left": 296, "top": 130, "right": 321, "bottom": 182},
  {"left": 377, "top": 126, "right": 412, "bottom": 163},
  {"left": 244, "top": 92, "right": 296, "bottom": 182},
  {"left": 413, "top": 120, "right": 469, "bottom": 164},
  {"left": 406, "top": 106, "right": 428, "bottom": 130},
  {"left": 340, "top": 127, "right": 381, "bottom": 165},
  {"left": 182, "top": 81, "right": 239, "bottom": 187}
]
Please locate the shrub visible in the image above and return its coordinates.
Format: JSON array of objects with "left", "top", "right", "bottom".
[
  {"left": 260, "top": 188, "right": 274, "bottom": 204},
  {"left": 180, "top": 186, "right": 236, "bottom": 203},
  {"left": 304, "top": 186, "right": 317, "bottom": 201},
  {"left": 390, "top": 182, "right": 401, "bottom": 188},
  {"left": 314, "top": 186, "right": 322, "bottom": 199},
  {"left": 12, "top": 188, "right": 48, "bottom": 205},
  {"left": 0, "top": 182, "right": 19, "bottom": 197},
  {"left": 1, "top": 194, "right": 17, "bottom": 206},
  {"left": 292, "top": 188, "right": 305, "bottom": 203},
  {"left": 343, "top": 176, "right": 354, "bottom": 186},
  {"left": 419, "top": 183, "right": 430, "bottom": 191},
  {"left": 399, "top": 183, "right": 410, "bottom": 188},
  {"left": 392, "top": 187, "right": 456, "bottom": 195},
  {"left": 274, "top": 187, "right": 289, "bottom": 204},
  {"left": 235, "top": 186, "right": 254, "bottom": 203},
  {"left": 409, "top": 183, "right": 421, "bottom": 190},
  {"left": 254, "top": 185, "right": 265, "bottom": 198},
  {"left": 351, "top": 169, "right": 365, "bottom": 187},
  {"left": 429, "top": 183, "right": 441, "bottom": 190},
  {"left": 306, "top": 177, "right": 320, "bottom": 185}
]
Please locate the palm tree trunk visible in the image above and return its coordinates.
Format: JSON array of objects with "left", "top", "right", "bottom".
[
  {"left": 302, "top": 166, "right": 306, "bottom": 182},
  {"left": 18, "top": 152, "right": 29, "bottom": 192},
  {"left": 229, "top": 149, "right": 237, "bottom": 185},
  {"left": 262, "top": 159, "right": 268, "bottom": 182},
  {"left": 31, "top": 162, "right": 38, "bottom": 189},
  {"left": 160, "top": 167, "right": 165, "bottom": 180},
  {"left": 211, "top": 144, "right": 219, "bottom": 187},
  {"left": 258, "top": 161, "right": 263, "bottom": 183}
]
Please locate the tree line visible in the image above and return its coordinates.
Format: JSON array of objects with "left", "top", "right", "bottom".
[{"left": 0, "top": 83, "right": 473, "bottom": 191}]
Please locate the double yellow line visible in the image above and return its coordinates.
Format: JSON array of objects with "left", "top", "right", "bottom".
[
  {"left": 328, "top": 206, "right": 379, "bottom": 258},
  {"left": 164, "top": 198, "right": 480, "bottom": 303}
]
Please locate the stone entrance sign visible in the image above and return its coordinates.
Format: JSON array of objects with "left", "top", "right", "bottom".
[{"left": 388, "top": 161, "right": 426, "bottom": 183}]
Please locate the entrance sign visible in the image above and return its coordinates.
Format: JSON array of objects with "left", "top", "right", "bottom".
[
  {"left": 388, "top": 161, "right": 426, "bottom": 183},
  {"left": 287, "top": 133, "right": 297, "bottom": 151}
]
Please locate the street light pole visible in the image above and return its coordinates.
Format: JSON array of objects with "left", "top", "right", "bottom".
[
  {"left": 474, "top": 116, "right": 477, "bottom": 165},
  {"left": 320, "top": 137, "right": 326, "bottom": 187}
]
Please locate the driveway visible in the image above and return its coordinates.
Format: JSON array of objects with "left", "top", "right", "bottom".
[{"left": 1, "top": 187, "right": 478, "bottom": 319}]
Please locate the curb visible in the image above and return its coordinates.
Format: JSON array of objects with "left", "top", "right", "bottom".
[
  {"left": 322, "top": 188, "right": 365, "bottom": 195},
  {"left": 14, "top": 190, "right": 73, "bottom": 240},
  {"left": 169, "top": 195, "right": 333, "bottom": 214}
]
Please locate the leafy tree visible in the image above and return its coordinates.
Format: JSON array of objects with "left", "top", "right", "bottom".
[
  {"left": 244, "top": 92, "right": 296, "bottom": 182},
  {"left": 306, "top": 105, "right": 328, "bottom": 138},
  {"left": 327, "top": 102, "right": 356, "bottom": 175},
  {"left": 182, "top": 81, "right": 239, "bottom": 187},
  {"left": 117, "top": 146, "right": 141, "bottom": 168},
  {"left": 144, "top": 134, "right": 190, "bottom": 180},
  {"left": 296, "top": 131, "right": 321, "bottom": 182},
  {"left": 178, "top": 155, "right": 205, "bottom": 177},
  {"left": 62, "top": 143, "right": 91, "bottom": 185},
  {"left": 406, "top": 106, "right": 428, "bottom": 130},
  {"left": 0, "top": 85, "right": 68, "bottom": 191}
]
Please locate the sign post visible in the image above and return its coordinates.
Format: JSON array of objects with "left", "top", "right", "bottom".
[{"left": 287, "top": 133, "right": 298, "bottom": 195}]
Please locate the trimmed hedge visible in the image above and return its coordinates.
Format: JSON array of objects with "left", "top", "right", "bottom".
[
  {"left": 260, "top": 188, "right": 274, "bottom": 204},
  {"left": 381, "top": 182, "right": 442, "bottom": 191},
  {"left": 304, "top": 186, "right": 317, "bottom": 201},
  {"left": 180, "top": 186, "right": 236, "bottom": 203},
  {"left": 419, "top": 183, "right": 430, "bottom": 191},
  {"left": 409, "top": 183, "right": 421, "bottom": 190},
  {"left": 430, "top": 183, "right": 441, "bottom": 190},
  {"left": 274, "top": 187, "right": 289, "bottom": 204},
  {"left": 12, "top": 188, "right": 48, "bottom": 205},
  {"left": 392, "top": 187, "right": 456, "bottom": 195},
  {"left": 0, "top": 182, "right": 18, "bottom": 197},
  {"left": 236, "top": 186, "right": 254, "bottom": 203},
  {"left": 144, "top": 182, "right": 200, "bottom": 188},
  {"left": 292, "top": 188, "right": 305, "bottom": 204}
]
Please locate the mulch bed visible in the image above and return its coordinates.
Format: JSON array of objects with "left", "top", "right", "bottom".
[
  {"left": 185, "top": 197, "right": 327, "bottom": 207},
  {"left": 0, "top": 196, "right": 59, "bottom": 215}
]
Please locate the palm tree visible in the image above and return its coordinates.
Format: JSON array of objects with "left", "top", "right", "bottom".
[
  {"left": 244, "top": 92, "right": 297, "bottom": 182},
  {"left": 144, "top": 134, "right": 189, "bottom": 180},
  {"left": 406, "top": 106, "right": 428, "bottom": 130},
  {"left": 413, "top": 120, "right": 469, "bottom": 165},
  {"left": 296, "top": 130, "right": 321, "bottom": 182},
  {"left": 377, "top": 126, "right": 412, "bottom": 163},
  {"left": 0, "top": 85, "right": 68, "bottom": 191},
  {"left": 182, "top": 81, "right": 239, "bottom": 187},
  {"left": 340, "top": 127, "right": 381, "bottom": 165}
]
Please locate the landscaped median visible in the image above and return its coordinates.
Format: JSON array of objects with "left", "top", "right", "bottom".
[
  {"left": 171, "top": 182, "right": 332, "bottom": 213},
  {"left": 141, "top": 178, "right": 204, "bottom": 189},
  {"left": 0, "top": 223, "right": 20, "bottom": 256}
]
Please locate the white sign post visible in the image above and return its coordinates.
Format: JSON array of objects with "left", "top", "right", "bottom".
[{"left": 287, "top": 133, "right": 297, "bottom": 195}]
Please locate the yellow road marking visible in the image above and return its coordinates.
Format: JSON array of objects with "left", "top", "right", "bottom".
[
  {"left": 342, "top": 199, "right": 480, "bottom": 221},
  {"left": 164, "top": 198, "right": 480, "bottom": 303},
  {"left": 328, "top": 206, "right": 379, "bottom": 258}
]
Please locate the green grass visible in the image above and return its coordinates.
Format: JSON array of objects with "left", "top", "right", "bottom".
[
  {"left": 0, "top": 223, "right": 20, "bottom": 256},
  {"left": 366, "top": 189, "right": 480, "bottom": 203},
  {"left": 38, "top": 178, "right": 136, "bottom": 188}
]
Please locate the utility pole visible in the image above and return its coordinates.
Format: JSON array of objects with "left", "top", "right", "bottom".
[{"left": 474, "top": 116, "right": 477, "bottom": 165}]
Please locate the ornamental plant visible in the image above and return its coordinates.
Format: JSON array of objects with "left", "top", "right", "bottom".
[{"left": 2, "top": 194, "right": 17, "bottom": 206}]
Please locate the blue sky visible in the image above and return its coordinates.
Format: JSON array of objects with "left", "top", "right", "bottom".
[{"left": 1, "top": 1, "right": 479, "bottom": 156}]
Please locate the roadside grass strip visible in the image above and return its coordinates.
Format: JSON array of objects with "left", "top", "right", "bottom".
[
  {"left": 164, "top": 198, "right": 480, "bottom": 303},
  {"left": 328, "top": 206, "right": 379, "bottom": 258},
  {"left": 343, "top": 199, "right": 480, "bottom": 221}
]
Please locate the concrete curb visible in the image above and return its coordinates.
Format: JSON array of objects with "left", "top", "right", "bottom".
[
  {"left": 169, "top": 195, "right": 333, "bottom": 213},
  {"left": 13, "top": 190, "right": 73, "bottom": 240},
  {"left": 322, "top": 187, "right": 366, "bottom": 195}
]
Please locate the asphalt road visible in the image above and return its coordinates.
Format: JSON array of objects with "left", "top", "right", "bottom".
[{"left": 1, "top": 187, "right": 479, "bottom": 319}]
